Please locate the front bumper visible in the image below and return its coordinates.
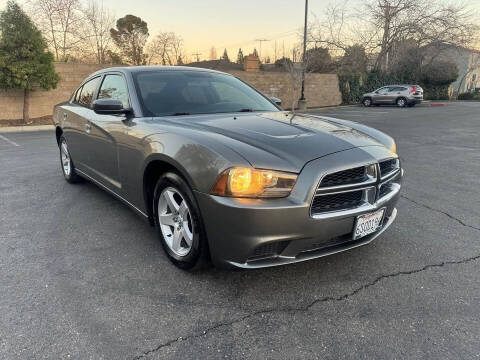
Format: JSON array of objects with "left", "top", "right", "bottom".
[{"left": 195, "top": 147, "right": 402, "bottom": 269}]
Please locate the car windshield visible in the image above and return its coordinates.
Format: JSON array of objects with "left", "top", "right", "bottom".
[{"left": 132, "top": 70, "right": 279, "bottom": 117}]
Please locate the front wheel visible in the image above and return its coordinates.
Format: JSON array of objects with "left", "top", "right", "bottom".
[
  {"left": 396, "top": 97, "right": 407, "bottom": 108},
  {"left": 59, "top": 136, "right": 82, "bottom": 183},
  {"left": 362, "top": 97, "right": 372, "bottom": 107},
  {"left": 153, "top": 172, "right": 209, "bottom": 270}
]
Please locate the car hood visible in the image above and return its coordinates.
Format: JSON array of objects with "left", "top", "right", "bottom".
[{"left": 161, "top": 111, "right": 385, "bottom": 173}]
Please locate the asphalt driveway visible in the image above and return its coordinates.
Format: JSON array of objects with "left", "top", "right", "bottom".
[{"left": 1, "top": 102, "right": 479, "bottom": 359}]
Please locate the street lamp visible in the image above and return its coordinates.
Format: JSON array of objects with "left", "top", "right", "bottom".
[{"left": 299, "top": 0, "right": 308, "bottom": 110}]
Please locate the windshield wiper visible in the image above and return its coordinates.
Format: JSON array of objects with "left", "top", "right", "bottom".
[{"left": 169, "top": 112, "right": 191, "bottom": 116}]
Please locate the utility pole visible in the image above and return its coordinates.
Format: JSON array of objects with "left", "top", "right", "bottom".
[
  {"left": 299, "top": 0, "right": 308, "bottom": 109},
  {"left": 255, "top": 39, "right": 269, "bottom": 61},
  {"left": 192, "top": 52, "right": 201, "bottom": 62}
]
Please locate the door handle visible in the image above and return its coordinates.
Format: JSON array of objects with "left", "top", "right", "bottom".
[
  {"left": 63, "top": 113, "right": 67, "bottom": 119},
  {"left": 85, "top": 123, "right": 91, "bottom": 134}
]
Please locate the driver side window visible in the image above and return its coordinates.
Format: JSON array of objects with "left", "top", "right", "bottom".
[
  {"left": 98, "top": 74, "right": 130, "bottom": 108},
  {"left": 377, "top": 87, "right": 390, "bottom": 94}
]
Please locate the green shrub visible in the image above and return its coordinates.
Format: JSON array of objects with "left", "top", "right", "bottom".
[
  {"left": 338, "top": 71, "right": 452, "bottom": 104},
  {"left": 457, "top": 92, "right": 480, "bottom": 100}
]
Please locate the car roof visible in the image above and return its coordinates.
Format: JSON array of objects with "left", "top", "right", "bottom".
[{"left": 90, "top": 66, "right": 230, "bottom": 77}]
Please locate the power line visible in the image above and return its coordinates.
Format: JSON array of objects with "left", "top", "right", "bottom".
[
  {"left": 254, "top": 39, "right": 269, "bottom": 60},
  {"left": 192, "top": 52, "right": 202, "bottom": 62}
]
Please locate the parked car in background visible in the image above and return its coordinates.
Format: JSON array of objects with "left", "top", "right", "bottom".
[
  {"left": 362, "top": 85, "right": 424, "bottom": 108},
  {"left": 53, "top": 66, "right": 402, "bottom": 270}
]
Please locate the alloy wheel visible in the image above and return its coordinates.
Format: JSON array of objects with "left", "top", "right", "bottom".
[
  {"left": 60, "top": 140, "right": 71, "bottom": 177},
  {"left": 158, "top": 187, "right": 194, "bottom": 257}
]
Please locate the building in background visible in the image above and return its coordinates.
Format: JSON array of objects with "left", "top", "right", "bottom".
[{"left": 444, "top": 47, "right": 480, "bottom": 95}]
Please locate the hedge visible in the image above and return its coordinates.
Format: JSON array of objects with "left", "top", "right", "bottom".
[{"left": 339, "top": 72, "right": 451, "bottom": 104}]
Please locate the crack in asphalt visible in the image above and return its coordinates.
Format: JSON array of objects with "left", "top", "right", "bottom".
[
  {"left": 401, "top": 195, "right": 480, "bottom": 231},
  {"left": 133, "top": 254, "right": 480, "bottom": 359}
]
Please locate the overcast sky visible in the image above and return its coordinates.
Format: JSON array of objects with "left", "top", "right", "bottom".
[{"left": 2, "top": 0, "right": 480, "bottom": 61}]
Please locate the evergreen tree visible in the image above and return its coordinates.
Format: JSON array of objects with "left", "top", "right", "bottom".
[
  {"left": 236, "top": 48, "right": 244, "bottom": 64},
  {"left": 110, "top": 15, "right": 149, "bottom": 65},
  {"left": 0, "top": 1, "right": 59, "bottom": 124},
  {"left": 221, "top": 48, "right": 230, "bottom": 62}
]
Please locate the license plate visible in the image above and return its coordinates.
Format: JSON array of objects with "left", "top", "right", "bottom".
[{"left": 353, "top": 208, "right": 386, "bottom": 240}]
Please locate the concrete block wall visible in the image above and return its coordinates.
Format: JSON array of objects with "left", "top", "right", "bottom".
[
  {"left": 0, "top": 64, "right": 342, "bottom": 121},
  {"left": 0, "top": 63, "right": 111, "bottom": 122},
  {"left": 231, "top": 71, "right": 342, "bottom": 109}
]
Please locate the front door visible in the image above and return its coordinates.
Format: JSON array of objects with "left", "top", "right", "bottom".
[
  {"left": 85, "top": 74, "right": 131, "bottom": 192},
  {"left": 373, "top": 87, "right": 392, "bottom": 103}
]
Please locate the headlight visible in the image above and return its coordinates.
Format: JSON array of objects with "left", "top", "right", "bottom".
[{"left": 211, "top": 167, "right": 298, "bottom": 198}]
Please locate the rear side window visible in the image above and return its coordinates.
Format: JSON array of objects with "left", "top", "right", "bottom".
[
  {"left": 72, "top": 86, "right": 83, "bottom": 103},
  {"left": 98, "top": 74, "right": 130, "bottom": 108},
  {"left": 78, "top": 77, "right": 101, "bottom": 107}
]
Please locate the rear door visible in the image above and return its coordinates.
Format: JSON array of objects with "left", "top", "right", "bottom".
[
  {"left": 389, "top": 87, "right": 407, "bottom": 103},
  {"left": 62, "top": 77, "right": 102, "bottom": 171},
  {"left": 85, "top": 73, "right": 130, "bottom": 192}
]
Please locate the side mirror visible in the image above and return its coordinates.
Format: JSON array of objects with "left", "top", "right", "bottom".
[
  {"left": 93, "top": 99, "right": 129, "bottom": 115},
  {"left": 269, "top": 96, "right": 282, "bottom": 107}
]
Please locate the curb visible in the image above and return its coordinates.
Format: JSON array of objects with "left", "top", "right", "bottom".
[{"left": 0, "top": 125, "right": 54, "bottom": 133}]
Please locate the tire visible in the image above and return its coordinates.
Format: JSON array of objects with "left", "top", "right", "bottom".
[
  {"left": 362, "top": 97, "right": 372, "bottom": 107},
  {"left": 396, "top": 97, "right": 407, "bottom": 108},
  {"left": 59, "top": 135, "right": 82, "bottom": 183},
  {"left": 153, "top": 172, "right": 209, "bottom": 270}
]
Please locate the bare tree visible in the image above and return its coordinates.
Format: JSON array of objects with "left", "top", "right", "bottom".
[
  {"left": 146, "top": 32, "right": 184, "bottom": 65},
  {"left": 310, "top": 0, "right": 479, "bottom": 72},
  {"left": 26, "top": 0, "right": 84, "bottom": 62},
  {"left": 81, "top": 0, "right": 115, "bottom": 64}
]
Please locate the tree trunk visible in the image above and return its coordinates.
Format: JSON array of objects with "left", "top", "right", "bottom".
[{"left": 23, "top": 89, "right": 30, "bottom": 125}]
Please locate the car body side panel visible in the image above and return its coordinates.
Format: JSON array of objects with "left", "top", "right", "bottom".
[
  {"left": 54, "top": 103, "right": 90, "bottom": 170},
  {"left": 114, "top": 119, "right": 252, "bottom": 214}
]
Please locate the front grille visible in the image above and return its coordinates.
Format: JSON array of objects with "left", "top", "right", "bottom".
[
  {"left": 379, "top": 159, "right": 399, "bottom": 178},
  {"left": 320, "top": 166, "right": 367, "bottom": 188},
  {"left": 311, "top": 190, "right": 364, "bottom": 213},
  {"left": 379, "top": 182, "right": 393, "bottom": 198}
]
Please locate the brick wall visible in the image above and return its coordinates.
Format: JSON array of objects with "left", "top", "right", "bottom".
[{"left": 0, "top": 64, "right": 341, "bottom": 121}]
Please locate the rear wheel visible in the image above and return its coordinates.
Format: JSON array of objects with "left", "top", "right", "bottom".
[
  {"left": 59, "top": 136, "right": 82, "bottom": 183},
  {"left": 362, "top": 97, "right": 372, "bottom": 107},
  {"left": 396, "top": 97, "right": 407, "bottom": 108},
  {"left": 153, "top": 172, "right": 209, "bottom": 270}
]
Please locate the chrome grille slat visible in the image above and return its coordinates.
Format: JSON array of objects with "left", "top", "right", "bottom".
[
  {"left": 320, "top": 166, "right": 367, "bottom": 188},
  {"left": 379, "top": 158, "right": 400, "bottom": 179},
  {"left": 310, "top": 159, "right": 401, "bottom": 218}
]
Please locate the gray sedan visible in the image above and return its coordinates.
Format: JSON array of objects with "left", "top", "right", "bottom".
[{"left": 53, "top": 66, "right": 402, "bottom": 270}]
